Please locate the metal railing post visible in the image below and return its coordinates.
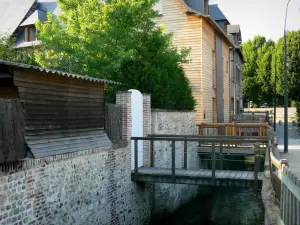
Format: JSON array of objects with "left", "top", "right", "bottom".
[
  {"left": 172, "top": 141, "right": 176, "bottom": 183},
  {"left": 212, "top": 142, "right": 216, "bottom": 185},
  {"left": 134, "top": 139, "right": 138, "bottom": 180}
]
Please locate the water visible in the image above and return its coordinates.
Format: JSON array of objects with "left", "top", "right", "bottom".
[{"left": 158, "top": 187, "right": 264, "bottom": 225}]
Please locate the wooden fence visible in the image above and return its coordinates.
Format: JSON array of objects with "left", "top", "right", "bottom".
[
  {"left": 105, "top": 103, "right": 122, "bottom": 143},
  {"left": 197, "top": 122, "right": 269, "bottom": 137},
  {"left": 267, "top": 130, "right": 300, "bottom": 225},
  {"left": 0, "top": 99, "right": 26, "bottom": 164}
]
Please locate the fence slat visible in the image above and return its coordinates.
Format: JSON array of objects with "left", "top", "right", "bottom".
[
  {"left": 297, "top": 178, "right": 300, "bottom": 225},
  {"left": 105, "top": 103, "right": 122, "bottom": 143},
  {"left": 292, "top": 174, "right": 296, "bottom": 225}
]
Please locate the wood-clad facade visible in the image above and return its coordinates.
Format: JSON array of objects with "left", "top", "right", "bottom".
[
  {"left": 0, "top": 61, "right": 118, "bottom": 161},
  {"left": 155, "top": 0, "right": 204, "bottom": 121},
  {"left": 155, "top": 0, "right": 233, "bottom": 123}
]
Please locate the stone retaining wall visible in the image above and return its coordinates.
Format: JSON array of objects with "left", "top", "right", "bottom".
[
  {"left": 150, "top": 109, "right": 200, "bottom": 222},
  {"left": 0, "top": 146, "right": 151, "bottom": 225}
]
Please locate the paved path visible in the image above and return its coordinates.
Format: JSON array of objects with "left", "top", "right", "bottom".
[{"left": 276, "top": 122, "right": 300, "bottom": 177}]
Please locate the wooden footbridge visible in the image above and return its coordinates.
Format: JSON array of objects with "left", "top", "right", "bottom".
[{"left": 131, "top": 133, "right": 269, "bottom": 188}]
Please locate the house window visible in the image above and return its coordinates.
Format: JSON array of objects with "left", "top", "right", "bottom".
[
  {"left": 212, "top": 50, "right": 216, "bottom": 89},
  {"left": 212, "top": 98, "right": 217, "bottom": 123},
  {"left": 24, "top": 26, "right": 37, "bottom": 42},
  {"left": 231, "top": 97, "right": 234, "bottom": 115},
  {"left": 204, "top": 0, "right": 209, "bottom": 14},
  {"left": 153, "top": 0, "right": 163, "bottom": 15}
]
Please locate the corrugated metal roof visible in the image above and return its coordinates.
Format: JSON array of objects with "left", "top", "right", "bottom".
[
  {"left": 0, "top": 60, "right": 121, "bottom": 85},
  {"left": 0, "top": 0, "right": 36, "bottom": 37},
  {"left": 26, "top": 129, "right": 112, "bottom": 158}
]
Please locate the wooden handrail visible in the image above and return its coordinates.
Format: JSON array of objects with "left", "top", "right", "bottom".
[
  {"left": 270, "top": 152, "right": 288, "bottom": 171},
  {"left": 197, "top": 122, "right": 269, "bottom": 127}
]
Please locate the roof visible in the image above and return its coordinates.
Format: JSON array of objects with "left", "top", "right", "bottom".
[
  {"left": 181, "top": 0, "right": 233, "bottom": 47},
  {"left": 208, "top": 4, "right": 229, "bottom": 22},
  {"left": 20, "top": 9, "right": 46, "bottom": 27},
  {"left": 0, "top": 60, "right": 121, "bottom": 85},
  {"left": 228, "top": 25, "right": 241, "bottom": 35},
  {"left": 0, "top": 0, "right": 36, "bottom": 37}
]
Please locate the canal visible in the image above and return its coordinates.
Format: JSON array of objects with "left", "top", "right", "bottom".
[
  {"left": 157, "top": 186, "right": 264, "bottom": 225},
  {"left": 156, "top": 154, "right": 265, "bottom": 225}
]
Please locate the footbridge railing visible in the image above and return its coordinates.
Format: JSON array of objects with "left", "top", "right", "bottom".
[
  {"left": 131, "top": 135, "right": 269, "bottom": 188},
  {"left": 197, "top": 122, "right": 269, "bottom": 137}
]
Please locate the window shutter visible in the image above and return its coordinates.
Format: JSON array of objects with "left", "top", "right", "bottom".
[{"left": 153, "top": 0, "right": 163, "bottom": 15}]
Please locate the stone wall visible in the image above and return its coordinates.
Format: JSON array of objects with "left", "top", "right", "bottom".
[
  {"left": 150, "top": 109, "right": 200, "bottom": 222},
  {"left": 0, "top": 146, "right": 151, "bottom": 225}
]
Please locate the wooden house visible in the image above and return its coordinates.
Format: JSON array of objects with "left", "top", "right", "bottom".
[
  {"left": 0, "top": 60, "right": 119, "bottom": 163},
  {"left": 154, "top": 0, "right": 237, "bottom": 123}
]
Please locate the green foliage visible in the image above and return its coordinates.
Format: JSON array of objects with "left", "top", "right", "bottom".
[
  {"left": 242, "top": 36, "right": 274, "bottom": 105},
  {"left": 35, "top": 0, "right": 195, "bottom": 109},
  {"left": 0, "top": 36, "right": 37, "bottom": 64},
  {"left": 242, "top": 30, "right": 300, "bottom": 106}
]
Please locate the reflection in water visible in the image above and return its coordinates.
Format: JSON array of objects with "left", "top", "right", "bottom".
[{"left": 158, "top": 187, "right": 264, "bottom": 225}]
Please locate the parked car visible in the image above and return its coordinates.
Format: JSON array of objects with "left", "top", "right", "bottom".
[{"left": 260, "top": 103, "right": 268, "bottom": 108}]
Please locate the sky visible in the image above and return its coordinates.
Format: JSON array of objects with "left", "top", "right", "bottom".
[{"left": 210, "top": 0, "right": 300, "bottom": 43}]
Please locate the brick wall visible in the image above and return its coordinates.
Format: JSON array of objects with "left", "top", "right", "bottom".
[{"left": 116, "top": 91, "right": 132, "bottom": 142}]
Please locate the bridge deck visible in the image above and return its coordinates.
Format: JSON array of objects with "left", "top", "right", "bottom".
[{"left": 131, "top": 167, "right": 263, "bottom": 187}]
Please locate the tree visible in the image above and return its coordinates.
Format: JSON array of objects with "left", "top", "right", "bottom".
[
  {"left": 35, "top": 0, "right": 195, "bottom": 109},
  {"left": 242, "top": 36, "right": 267, "bottom": 105},
  {"left": 273, "top": 31, "right": 300, "bottom": 101},
  {"left": 0, "top": 36, "right": 37, "bottom": 64}
]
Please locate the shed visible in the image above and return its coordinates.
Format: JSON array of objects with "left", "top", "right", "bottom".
[{"left": 0, "top": 60, "right": 120, "bottom": 162}]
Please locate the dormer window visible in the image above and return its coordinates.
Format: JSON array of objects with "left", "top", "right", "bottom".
[{"left": 24, "top": 25, "right": 37, "bottom": 42}]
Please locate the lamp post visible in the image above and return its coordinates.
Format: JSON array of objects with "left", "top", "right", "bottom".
[
  {"left": 274, "top": 43, "right": 284, "bottom": 132},
  {"left": 283, "top": 0, "right": 291, "bottom": 153}
]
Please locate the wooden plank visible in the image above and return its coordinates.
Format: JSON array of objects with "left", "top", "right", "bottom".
[
  {"left": 212, "top": 142, "right": 216, "bottom": 185},
  {"left": 172, "top": 141, "right": 175, "bottom": 183},
  {"left": 17, "top": 86, "right": 103, "bottom": 99},
  {"left": 184, "top": 139, "right": 187, "bottom": 169},
  {"left": 15, "top": 80, "right": 104, "bottom": 95},
  {"left": 288, "top": 171, "right": 292, "bottom": 225},
  {"left": 226, "top": 170, "right": 238, "bottom": 179},
  {"left": 19, "top": 92, "right": 104, "bottom": 103},
  {"left": 282, "top": 170, "right": 300, "bottom": 202},
  {"left": 240, "top": 171, "right": 249, "bottom": 180},
  {"left": 292, "top": 174, "right": 296, "bottom": 225}
]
